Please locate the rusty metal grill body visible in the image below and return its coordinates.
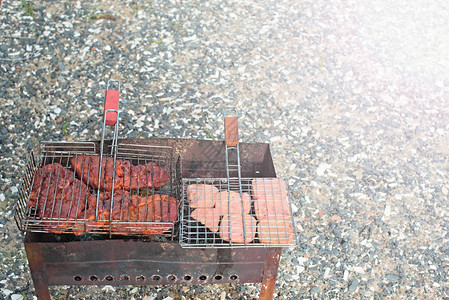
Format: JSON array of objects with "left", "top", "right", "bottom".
[
  {"left": 15, "top": 141, "right": 180, "bottom": 237},
  {"left": 23, "top": 138, "right": 284, "bottom": 300}
]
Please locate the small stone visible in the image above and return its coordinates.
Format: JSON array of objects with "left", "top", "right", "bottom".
[
  {"left": 386, "top": 274, "right": 400, "bottom": 283},
  {"left": 310, "top": 286, "right": 319, "bottom": 294},
  {"left": 333, "top": 228, "right": 342, "bottom": 238},
  {"left": 317, "top": 163, "right": 331, "bottom": 176},
  {"left": 318, "top": 209, "right": 324, "bottom": 218},
  {"left": 101, "top": 286, "right": 115, "bottom": 292},
  {"left": 442, "top": 186, "right": 448, "bottom": 195},
  {"left": 220, "top": 291, "right": 226, "bottom": 300},
  {"left": 353, "top": 169, "right": 363, "bottom": 180},
  {"left": 58, "top": 65, "right": 65, "bottom": 71},
  {"left": 11, "top": 294, "right": 23, "bottom": 300},
  {"left": 383, "top": 204, "right": 391, "bottom": 218},
  {"left": 348, "top": 279, "right": 359, "bottom": 292},
  {"left": 330, "top": 215, "right": 341, "bottom": 223}
]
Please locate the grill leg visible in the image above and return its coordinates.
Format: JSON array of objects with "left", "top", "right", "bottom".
[
  {"left": 259, "top": 247, "right": 282, "bottom": 300},
  {"left": 25, "top": 242, "right": 51, "bottom": 300}
]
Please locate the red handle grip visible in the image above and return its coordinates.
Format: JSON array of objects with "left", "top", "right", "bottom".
[
  {"left": 225, "top": 116, "right": 239, "bottom": 146},
  {"left": 104, "top": 89, "right": 119, "bottom": 126}
]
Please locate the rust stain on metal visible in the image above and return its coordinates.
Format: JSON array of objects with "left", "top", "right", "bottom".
[
  {"left": 161, "top": 243, "right": 175, "bottom": 251},
  {"left": 259, "top": 248, "right": 282, "bottom": 300}
]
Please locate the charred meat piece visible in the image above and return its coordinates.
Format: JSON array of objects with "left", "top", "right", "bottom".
[
  {"left": 29, "top": 163, "right": 90, "bottom": 234},
  {"left": 113, "top": 193, "right": 178, "bottom": 235},
  {"left": 70, "top": 154, "right": 168, "bottom": 191},
  {"left": 186, "top": 184, "right": 219, "bottom": 208},
  {"left": 219, "top": 214, "right": 257, "bottom": 243},
  {"left": 190, "top": 208, "right": 221, "bottom": 233},
  {"left": 72, "top": 192, "right": 111, "bottom": 235},
  {"left": 252, "top": 178, "right": 290, "bottom": 219},
  {"left": 258, "top": 217, "right": 294, "bottom": 245},
  {"left": 75, "top": 190, "right": 177, "bottom": 235},
  {"left": 214, "top": 191, "right": 252, "bottom": 216}
]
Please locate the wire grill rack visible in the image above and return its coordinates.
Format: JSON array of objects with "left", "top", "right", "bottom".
[
  {"left": 15, "top": 142, "right": 180, "bottom": 237},
  {"left": 179, "top": 177, "right": 296, "bottom": 248},
  {"left": 180, "top": 114, "right": 297, "bottom": 248}
]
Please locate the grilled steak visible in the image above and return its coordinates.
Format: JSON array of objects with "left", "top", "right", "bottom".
[
  {"left": 190, "top": 208, "right": 221, "bottom": 233},
  {"left": 258, "top": 217, "right": 294, "bottom": 245},
  {"left": 214, "top": 190, "right": 252, "bottom": 216},
  {"left": 252, "top": 178, "right": 290, "bottom": 219},
  {"left": 186, "top": 184, "right": 219, "bottom": 208},
  {"left": 29, "top": 163, "right": 90, "bottom": 234},
  {"left": 70, "top": 154, "right": 168, "bottom": 191},
  {"left": 75, "top": 190, "right": 177, "bottom": 235},
  {"left": 219, "top": 214, "right": 257, "bottom": 243}
]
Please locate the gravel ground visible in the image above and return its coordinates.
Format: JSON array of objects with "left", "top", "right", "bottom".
[{"left": 1, "top": 0, "right": 449, "bottom": 299}]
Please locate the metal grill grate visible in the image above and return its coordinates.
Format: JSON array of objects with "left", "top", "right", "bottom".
[
  {"left": 179, "top": 177, "right": 297, "bottom": 248},
  {"left": 15, "top": 142, "right": 180, "bottom": 238}
]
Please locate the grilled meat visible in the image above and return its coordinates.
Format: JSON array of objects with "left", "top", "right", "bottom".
[
  {"left": 186, "top": 184, "right": 219, "bottom": 208},
  {"left": 29, "top": 163, "right": 90, "bottom": 234},
  {"left": 190, "top": 208, "right": 221, "bottom": 233},
  {"left": 258, "top": 217, "right": 293, "bottom": 245},
  {"left": 75, "top": 190, "right": 177, "bottom": 235},
  {"left": 252, "top": 178, "right": 290, "bottom": 219},
  {"left": 219, "top": 214, "right": 257, "bottom": 243},
  {"left": 70, "top": 154, "right": 168, "bottom": 191},
  {"left": 214, "top": 191, "right": 252, "bottom": 216}
]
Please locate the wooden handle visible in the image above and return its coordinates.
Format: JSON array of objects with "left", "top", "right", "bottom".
[{"left": 225, "top": 116, "right": 239, "bottom": 146}]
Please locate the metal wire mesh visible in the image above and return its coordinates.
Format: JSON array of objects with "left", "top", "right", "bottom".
[
  {"left": 179, "top": 177, "right": 297, "bottom": 248},
  {"left": 14, "top": 141, "right": 180, "bottom": 237}
]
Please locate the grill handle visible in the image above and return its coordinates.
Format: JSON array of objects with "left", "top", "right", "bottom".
[
  {"left": 103, "top": 80, "right": 121, "bottom": 126},
  {"left": 224, "top": 116, "right": 239, "bottom": 146}
]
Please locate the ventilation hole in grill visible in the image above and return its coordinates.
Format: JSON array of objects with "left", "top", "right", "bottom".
[
  {"left": 229, "top": 274, "right": 238, "bottom": 281},
  {"left": 105, "top": 275, "right": 114, "bottom": 281},
  {"left": 136, "top": 275, "right": 145, "bottom": 282},
  {"left": 152, "top": 275, "right": 161, "bottom": 281},
  {"left": 167, "top": 275, "right": 177, "bottom": 281},
  {"left": 120, "top": 275, "right": 130, "bottom": 281},
  {"left": 183, "top": 274, "right": 192, "bottom": 281},
  {"left": 198, "top": 275, "right": 208, "bottom": 281},
  {"left": 74, "top": 276, "right": 82, "bottom": 282},
  {"left": 89, "top": 275, "right": 98, "bottom": 281},
  {"left": 214, "top": 275, "right": 223, "bottom": 281}
]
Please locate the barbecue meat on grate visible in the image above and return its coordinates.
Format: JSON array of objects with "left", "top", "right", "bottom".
[
  {"left": 258, "top": 217, "right": 294, "bottom": 245},
  {"left": 214, "top": 191, "right": 252, "bottom": 216},
  {"left": 29, "top": 163, "right": 90, "bottom": 234},
  {"left": 252, "top": 178, "right": 290, "bottom": 219},
  {"left": 219, "top": 214, "right": 257, "bottom": 243},
  {"left": 186, "top": 184, "right": 219, "bottom": 208},
  {"left": 70, "top": 154, "right": 168, "bottom": 191},
  {"left": 75, "top": 190, "right": 177, "bottom": 235},
  {"left": 190, "top": 208, "right": 220, "bottom": 233}
]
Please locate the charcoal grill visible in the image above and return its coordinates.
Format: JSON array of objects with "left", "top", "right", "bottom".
[{"left": 15, "top": 82, "right": 297, "bottom": 299}]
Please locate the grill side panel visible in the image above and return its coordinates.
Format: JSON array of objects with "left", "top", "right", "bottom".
[{"left": 25, "top": 233, "right": 275, "bottom": 286}]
